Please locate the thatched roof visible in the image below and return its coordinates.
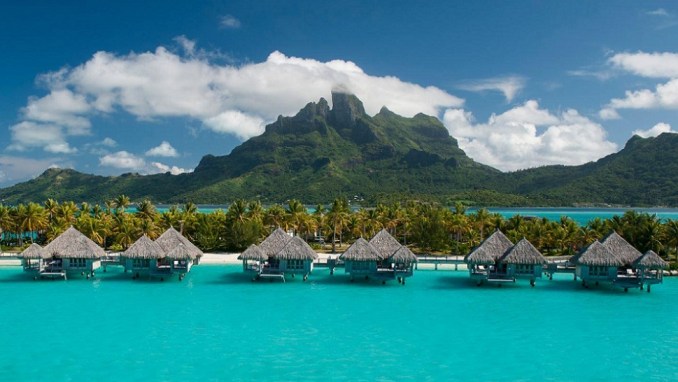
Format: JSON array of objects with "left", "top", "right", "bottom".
[
  {"left": 237, "top": 244, "right": 267, "bottom": 261},
  {"left": 20, "top": 243, "right": 51, "bottom": 260},
  {"left": 633, "top": 250, "right": 668, "bottom": 269},
  {"left": 44, "top": 226, "right": 106, "bottom": 259},
  {"left": 275, "top": 236, "right": 318, "bottom": 261},
  {"left": 500, "top": 238, "right": 545, "bottom": 265},
  {"left": 465, "top": 230, "right": 513, "bottom": 265},
  {"left": 369, "top": 229, "right": 402, "bottom": 260},
  {"left": 340, "top": 238, "right": 381, "bottom": 261},
  {"left": 574, "top": 241, "right": 624, "bottom": 267},
  {"left": 123, "top": 235, "right": 165, "bottom": 259},
  {"left": 155, "top": 227, "right": 203, "bottom": 259},
  {"left": 164, "top": 243, "right": 198, "bottom": 260},
  {"left": 389, "top": 246, "right": 417, "bottom": 264},
  {"left": 259, "top": 228, "right": 292, "bottom": 257},
  {"left": 600, "top": 231, "right": 642, "bottom": 265}
]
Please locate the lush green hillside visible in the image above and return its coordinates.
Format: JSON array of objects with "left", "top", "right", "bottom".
[
  {"left": 0, "top": 93, "right": 505, "bottom": 205},
  {"left": 1, "top": 93, "right": 677, "bottom": 206},
  {"left": 491, "top": 133, "right": 678, "bottom": 206}
]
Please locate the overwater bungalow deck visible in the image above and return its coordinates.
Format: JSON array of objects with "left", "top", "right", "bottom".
[
  {"left": 337, "top": 230, "right": 416, "bottom": 284},
  {"left": 120, "top": 235, "right": 165, "bottom": 279},
  {"left": 464, "top": 230, "right": 515, "bottom": 285},
  {"left": 38, "top": 226, "right": 106, "bottom": 279},
  {"left": 245, "top": 228, "right": 318, "bottom": 282},
  {"left": 632, "top": 250, "right": 668, "bottom": 292}
]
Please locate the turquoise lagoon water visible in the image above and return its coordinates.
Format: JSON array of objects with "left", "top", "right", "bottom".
[
  {"left": 151, "top": 206, "right": 678, "bottom": 226},
  {"left": 473, "top": 207, "right": 678, "bottom": 226},
  {"left": 0, "top": 265, "right": 676, "bottom": 381}
]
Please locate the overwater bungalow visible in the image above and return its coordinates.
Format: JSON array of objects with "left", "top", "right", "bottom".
[
  {"left": 632, "top": 250, "right": 668, "bottom": 292},
  {"left": 600, "top": 231, "right": 645, "bottom": 291},
  {"left": 368, "top": 229, "right": 411, "bottom": 283},
  {"left": 369, "top": 229, "right": 402, "bottom": 261},
  {"left": 464, "top": 230, "right": 514, "bottom": 285},
  {"left": 338, "top": 230, "right": 416, "bottom": 284},
  {"left": 600, "top": 231, "right": 643, "bottom": 267},
  {"left": 42, "top": 226, "right": 106, "bottom": 279},
  {"left": 272, "top": 236, "right": 318, "bottom": 281},
  {"left": 120, "top": 235, "right": 165, "bottom": 279},
  {"left": 237, "top": 244, "right": 266, "bottom": 274},
  {"left": 155, "top": 227, "right": 203, "bottom": 279},
  {"left": 499, "top": 238, "right": 546, "bottom": 287},
  {"left": 389, "top": 245, "right": 417, "bottom": 284},
  {"left": 19, "top": 243, "right": 49, "bottom": 278},
  {"left": 571, "top": 240, "right": 624, "bottom": 288},
  {"left": 340, "top": 237, "right": 381, "bottom": 279},
  {"left": 256, "top": 228, "right": 292, "bottom": 281}
]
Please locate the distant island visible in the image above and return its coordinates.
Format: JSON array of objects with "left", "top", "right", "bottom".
[{"left": 1, "top": 92, "right": 677, "bottom": 207}]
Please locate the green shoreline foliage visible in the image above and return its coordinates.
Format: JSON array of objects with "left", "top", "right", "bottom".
[{"left": 1, "top": 197, "right": 677, "bottom": 267}]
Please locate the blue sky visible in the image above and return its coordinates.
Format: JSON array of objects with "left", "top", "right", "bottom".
[{"left": 1, "top": 1, "right": 677, "bottom": 187}]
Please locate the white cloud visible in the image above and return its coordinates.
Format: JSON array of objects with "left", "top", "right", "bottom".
[
  {"left": 99, "top": 150, "right": 191, "bottom": 176},
  {"left": 22, "top": 89, "right": 92, "bottom": 134},
  {"left": 457, "top": 76, "right": 526, "bottom": 102},
  {"left": 8, "top": 121, "right": 76, "bottom": 154},
  {"left": 173, "top": 35, "right": 196, "bottom": 56},
  {"left": 99, "top": 151, "right": 146, "bottom": 170},
  {"left": 601, "top": 51, "right": 678, "bottom": 117},
  {"left": 609, "top": 52, "right": 678, "bottom": 78},
  {"left": 0, "top": 156, "right": 68, "bottom": 187},
  {"left": 632, "top": 122, "right": 676, "bottom": 138},
  {"left": 443, "top": 100, "right": 617, "bottom": 171},
  {"left": 647, "top": 9, "right": 670, "bottom": 17},
  {"left": 607, "top": 78, "right": 678, "bottom": 109},
  {"left": 145, "top": 141, "right": 179, "bottom": 157},
  {"left": 101, "top": 137, "right": 117, "bottom": 147},
  {"left": 219, "top": 15, "right": 241, "bottom": 29},
  {"left": 598, "top": 107, "right": 621, "bottom": 120},
  {"left": 150, "top": 162, "right": 191, "bottom": 175},
  {"left": 204, "top": 110, "right": 265, "bottom": 139},
  {"left": 567, "top": 69, "right": 615, "bottom": 81},
  {"left": 10, "top": 41, "right": 463, "bottom": 153}
]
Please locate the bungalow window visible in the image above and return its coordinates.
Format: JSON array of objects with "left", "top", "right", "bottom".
[
  {"left": 516, "top": 264, "right": 534, "bottom": 274},
  {"left": 133, "top": 259, "right": 150, "bottom": 268},
  {"left": 288, "top": 260, "right": 304, "bottom": 270},
  {"left": 352, "top": 261, "right": 370, "bottom": 270},
  {"left": 70, "top": 258, "right": 87, "bottom": 268}
]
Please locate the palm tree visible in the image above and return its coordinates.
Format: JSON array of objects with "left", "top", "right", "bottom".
[
  {"left": 447, "top": 212, "right": 468, "bottom": 255},
  {"left": 472, "top": 208, "right": 493, "bottom": 241},
  {"left": 264, "top": 204, "right": 286, "bottom": 229},
  {"left": 57, "top": 201, "right": 78, "bottom": 225},
  {"left": 0, "top": 204, "right": 13, "bottom": 246},
  {"left": 115, "top": 217, "right": 139, "bottom": 249},
  {"left": 286, "top": 199, "right": 307, "bottom": 236},
  {"left": 247, "top": 200, "right": 265, "bottom": 224},
  {"left": 327, "top": 197, "right": 350, "bottom": 252},
  {"left": 313, "top": 204, "right": 326, "bottom": 242},
  {"left": 44, "top": 198, "right": 59, "bottom": 224},
  {"left": 16, "top": 203, "right": 48, "bottom": 245},
  {"left": 113, "top": 194, "right": 131, "bottom": 213},
  {"left": 136, "top": 199, "right": 157, "bottom": 222},
  {"left": 665, "top": 219, "right": 678, "bottom": 262}
]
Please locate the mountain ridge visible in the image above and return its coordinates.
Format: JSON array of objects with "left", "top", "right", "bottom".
[{"left": 1, "top": 93, "right": 677, "bottom": 206}]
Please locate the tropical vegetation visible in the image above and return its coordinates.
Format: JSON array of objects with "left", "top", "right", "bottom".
[{"left": 1, "top": 197, "right": 677, "bottom": 268}]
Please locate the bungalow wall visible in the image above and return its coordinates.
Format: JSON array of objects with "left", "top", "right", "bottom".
[
  {"left": 277, "top": 259, "right": 312, "bottom": 275},
  {"left": 576, "top": 265, "right": 617, "bottom": 281},
  {"left": 344, "top": 260, "right": 377, "bottom": 275},
  {"left": 121, "top": 258, "right": 160, "bottom": 274},
  {"left": 507, "top": 264, "right": 543, "bottom": 279}
]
